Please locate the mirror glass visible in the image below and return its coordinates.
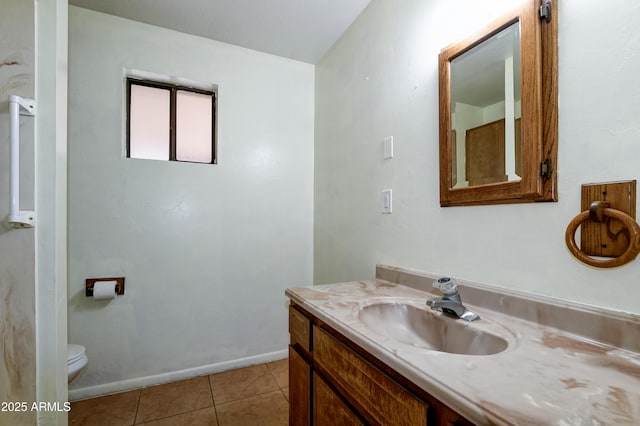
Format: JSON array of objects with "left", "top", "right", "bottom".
[{"left": 450, "top": 22, "right": 522, "bottom": 189}]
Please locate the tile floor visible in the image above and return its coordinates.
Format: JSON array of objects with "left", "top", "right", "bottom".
[{"left": 69, "top": 359, "right": 289, "bottom": 426}]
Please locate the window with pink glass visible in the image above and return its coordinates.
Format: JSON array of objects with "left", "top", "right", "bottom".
[{"left": 127, "top": 78, "right": 216, "bottom": 164}]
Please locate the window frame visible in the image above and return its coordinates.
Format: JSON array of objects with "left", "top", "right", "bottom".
[{"left": 126, "top": 77, "right": 217, "bottom": 164}]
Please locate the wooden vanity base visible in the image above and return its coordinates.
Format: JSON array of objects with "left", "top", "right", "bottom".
[{"left": 289, "top": 304, "right": 473, "bottom": 426}]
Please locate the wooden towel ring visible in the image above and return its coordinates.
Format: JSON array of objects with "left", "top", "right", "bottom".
[{"left": 565, "top": 203, "right": 640, "bottom": 268}]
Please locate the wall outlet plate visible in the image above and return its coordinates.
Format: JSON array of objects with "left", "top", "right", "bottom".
[{"left": 382, "top": 189, "right": 392, "bottom": 213}]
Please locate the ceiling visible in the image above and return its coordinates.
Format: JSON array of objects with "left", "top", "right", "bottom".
[{"left": 68, "top": 0, "right": 372, "bottom": 64}]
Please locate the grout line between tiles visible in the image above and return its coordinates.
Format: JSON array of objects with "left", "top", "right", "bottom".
[
  {"left": 133, "top": 389, "right": 142, "bottom": 425},
  {"left": 134, "top": 406, "right": 217, "bottom": 425},
  {"left": 213, "top": 389, "right": 282, "bottom": 407},
  {"left": 207, "top": 373, "right": 221, "bottom": 426},
  {"left": 266, "top": 365, "right": 279, "bottom": 387}
]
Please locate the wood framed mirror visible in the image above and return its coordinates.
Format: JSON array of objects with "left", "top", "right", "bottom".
[{"left": 439, "top": 0, "right": 557, "bottom": 206}]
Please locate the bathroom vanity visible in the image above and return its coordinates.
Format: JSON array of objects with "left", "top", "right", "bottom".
[
  {"left": 289, "top": 302, "right": 471, "bottom": 425},
  {"left": 286, "top": 265, "right": 640, "bottom": 425}
]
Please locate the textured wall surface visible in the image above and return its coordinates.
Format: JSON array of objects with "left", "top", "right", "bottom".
[
  {"left": 68, "top": 7, "right": 314, "bottom": 397},
  {"left": 314, "top": 0, "right": 640, "bottom": 313},
  {"left": 0, "top": 0, "right": 36, "bottom": 424}
]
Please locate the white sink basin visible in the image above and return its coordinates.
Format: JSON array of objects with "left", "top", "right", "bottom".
[{"left": 358, "top": 302, "right": 508, "bottom": 355}]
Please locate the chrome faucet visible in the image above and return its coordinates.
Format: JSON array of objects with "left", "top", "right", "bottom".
[{"left": 426, "top": 277, "right": 479, "bottom": 321}]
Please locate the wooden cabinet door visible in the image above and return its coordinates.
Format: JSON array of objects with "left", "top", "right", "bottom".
[
  {"left": 465, "top": 118, "right": 507, "bottom": 186},
  {"left": 314, "top": 326, "right": 429, "bottom": 426},
  {"left": 289, "top": 346, "right": 311, "bottom": 426},
  {"left": 314, "top": 372, "right": 364, "bottom": 426}
]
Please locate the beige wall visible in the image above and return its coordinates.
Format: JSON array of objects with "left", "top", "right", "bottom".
[
  {"left": 68, "top": 7, "right": 314, "bottom": 399},
  {"left": 314, "top": 0, "right": 640, "bottom": 313}
]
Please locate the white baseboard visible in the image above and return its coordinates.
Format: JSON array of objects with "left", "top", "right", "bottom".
[{"left": 68, "top": 349, "right": 288, "bottom": 402}]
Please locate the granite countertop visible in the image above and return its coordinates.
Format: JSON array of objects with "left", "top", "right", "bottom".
[{"left": 286, "top": 279, "right": 640, "bottom": 425}]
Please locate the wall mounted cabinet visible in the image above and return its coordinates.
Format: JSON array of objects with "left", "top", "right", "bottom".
[{"left": 439, "top": 0, "right": 558, "bottom": 206}]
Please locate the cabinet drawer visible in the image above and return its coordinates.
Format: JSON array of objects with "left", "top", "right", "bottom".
[
  {"left": 314, "top": 326, "right": 429, "bottom": 426},
  {"left": 289, "top": 305, "right": 311, "bottom": 352},
  {"left": 314, "top": 371, "right": 364, "bottom": 426}
]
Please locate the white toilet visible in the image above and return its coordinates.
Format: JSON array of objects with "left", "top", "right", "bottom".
[{"left": 67, "top": 344, "right": 88, "bottom": 383}]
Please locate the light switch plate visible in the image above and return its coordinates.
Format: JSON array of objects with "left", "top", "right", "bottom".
[
  {"left": 382, "top": 189, "right": 392, "bottom": 214},
  {"left": 383, "top": 136, "right": 394, "bottom": 159}
]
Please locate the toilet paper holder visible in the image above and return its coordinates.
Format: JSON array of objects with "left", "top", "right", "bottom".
[{"left": 85, "top": 277, "right": 125, "bottom": 297}]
